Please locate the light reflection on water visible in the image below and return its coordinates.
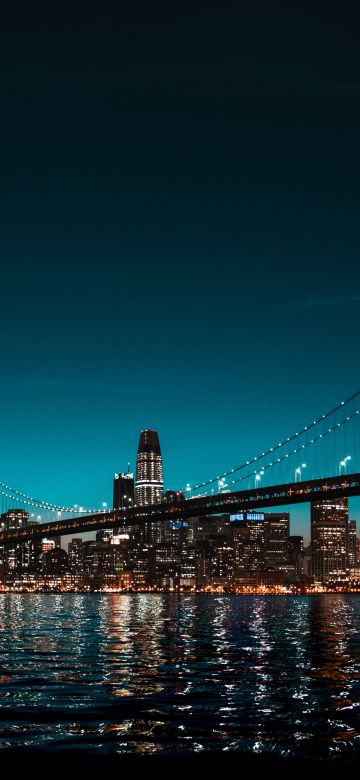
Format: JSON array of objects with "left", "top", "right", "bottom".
[{"left": 1, "top": 594, "right": 360, "bottom": 758}]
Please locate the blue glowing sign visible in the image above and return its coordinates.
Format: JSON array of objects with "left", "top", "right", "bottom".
[
  {"left": 230, "top": 513, "right": 265, "bottom": 522},
  {"left": 171, "top": 520, "right": 189, "bottom": 529}
]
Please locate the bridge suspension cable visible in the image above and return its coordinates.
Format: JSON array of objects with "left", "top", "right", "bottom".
[
  {"left": 188, "top": 388, "right": 360, "bottom": 494},
  {"left": 219, "top": 406, "right": 360, "bottom": 492},
  {"left": 0, "top": 482, "right": 102, "bottom": 515}
]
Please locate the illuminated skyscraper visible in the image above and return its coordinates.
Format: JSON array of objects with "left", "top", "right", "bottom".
[
  {"left": 113, "top": 471, "right": 135, "bottom": 510},
  {"left": 348, "top": 520, "right": 357, "bottom": 571},
  {"left": 311, "top": 498, "right": 349, "bottom": 582},
  {"left": 68, "top": 538, "right": 84, "bottom": 573},
  {"left": 135, "top": 429, "right": 164, "bottom": 506},
  {"left": 0, "top": 509, "right": 41, "bottom": 582},
  {"left": 1, "top": 508, "right": 29, "bottom": 530}
]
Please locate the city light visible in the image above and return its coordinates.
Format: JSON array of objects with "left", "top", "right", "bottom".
[
  {"left": 339, "top": 455, "right": 351, "bottom": 474},
  {"left": 0, "top": 419, "right": 359, "bottom": 596},
  {"left": 295, "top": 463, "right": 306, "bottom": 482}
]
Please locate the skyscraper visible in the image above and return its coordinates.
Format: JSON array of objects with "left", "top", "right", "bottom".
[
  {"left": 265, "top": 513, "right": 290, "bottom": 566},
  {"left": 1, "top": 508, "right": 29, "bottom": 530},
  {"left": 0, "top": 509, "right": 40, "bottom": 583},
  {"left": 230, "top": 512, "right": 289, "bottom": 573},
  {"left": 135, "top": 429, "right": 164, "bottom": 506},
  {"left": 311, "top": 497, "right": 349, "bottom": 582},
  {"left": 348, "top": 520, "right": 357, "bottom": 572},
  {"left": 113, "top": 471, "right": 135, "bottom": 510},
  {"left": 68, "top": 538, "right": 84, "bottom": 573}
]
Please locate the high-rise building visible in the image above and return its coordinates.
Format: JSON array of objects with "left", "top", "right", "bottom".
[
  {"left": 230, "top": 512, "right": 289, "bottom": 573},
  {"left": 42, "top": 547, "right": 69, "bottom": 576},
  {"left": 348, "top": 520, "right": 357, "bottom": 571},
  {"left": 311, "top": 498, "right": 349, "bottom": 582},
  {"left": 113, "top": 471, "right": 135, "bottom": 510},
  {"left": 1, "top": 508, "right": 29, "bottom": 530},
  {"left": 135, "top": 430, "right": 164, "bottom": 507},
  {"left": 265, "top": 514, "right": 290, "bottom": 566},
  {"left": 0, "top": 509, "right": 32, "bottom": 583},
  {"left": 356, "top": 536, "right": 360, "bottom": 566},
  {"left": 68, "top": 538, "right": 84, "bottom": 573},
  {"left": 82, "top": 541, "right": 98, "bottom": 577}
]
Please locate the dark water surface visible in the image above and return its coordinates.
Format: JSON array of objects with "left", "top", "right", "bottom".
[{"left": 1, "top": 594, "right": 360, "bottom": 761}]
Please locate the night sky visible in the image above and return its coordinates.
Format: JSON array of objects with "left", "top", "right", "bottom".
[{"left": 1, "top": 3, "right": 360, "bottom": 539}]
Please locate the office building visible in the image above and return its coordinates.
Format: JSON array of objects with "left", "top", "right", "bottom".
[
  {"left": 42, "top": 547, "right": 69, "bottom": 575},
  {"left": 230, "top": 512, "right": 290, "bottom": 573},
  {"left": 68, "top": 538, "right": 84, "bottom": 573},
  {"left": 265, "top": 513, "right": 290, "bottom": 566},
  {"left": 113, "top": 471, "right": 135, "bottom": 510},
  {"left": 311, "top": 498, "right": 349, "bottom": 582},
  {"left": 1, "top": 508, "right": 29, "bottom": 530},
  {"left": 135, "top": 429, "right": 164, "bottom": 506},
  {"left": 348, "top": 520, "right": 357, "bottom": 571}
]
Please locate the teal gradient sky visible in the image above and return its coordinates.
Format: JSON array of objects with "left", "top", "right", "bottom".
[{"left": 1, "top": 3, "right": 360, "bottom": 542}]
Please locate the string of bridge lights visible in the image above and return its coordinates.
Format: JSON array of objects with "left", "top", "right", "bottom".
[
  {"left": 187, "top": 388, "right": 360, "bottom": 495},
  {"left": 0, "top": 482, "right": 107, "bottom": 515}
]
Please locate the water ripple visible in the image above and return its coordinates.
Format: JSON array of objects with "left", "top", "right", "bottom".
[{"left": 0, "top": 594, "right": 360, "bottom": 758}]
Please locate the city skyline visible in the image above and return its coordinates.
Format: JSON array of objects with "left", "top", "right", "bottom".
[
  {"left": 1, "top": 4, "right": 360, "bottom": 545},
  {"left": 1, "top": 409, "right": 360, "bottom": 545},
  {"left": 1, "top": 477, "right": 358, "bottom": 592}
]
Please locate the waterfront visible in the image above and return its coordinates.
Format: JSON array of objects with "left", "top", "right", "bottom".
[{"left": 1, "top": 594, "right": 360, "bottom": 763}]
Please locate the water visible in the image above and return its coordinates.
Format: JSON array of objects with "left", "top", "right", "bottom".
[{"left": 1, "top": 594, "right": 360, "bottom": 760}]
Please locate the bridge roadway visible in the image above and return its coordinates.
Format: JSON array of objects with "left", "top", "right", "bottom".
[{"left": 0, "top": 473, "right": 360, "bottom": 544}]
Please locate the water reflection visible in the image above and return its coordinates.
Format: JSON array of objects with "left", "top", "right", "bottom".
[{"left": 1, "top": 594, "right": 360, "bottom": 758}]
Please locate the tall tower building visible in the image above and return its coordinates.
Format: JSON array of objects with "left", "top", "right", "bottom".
[
  {"left": 311, "top": 497, "right": 349, "bottom": 582},
  {"left": 113, "top": 471, "right": 135, "bottom": 510},
  {"left": 135, "top": 430, "right": 164, "bottom": 506},
  {"left": 348, "top": 520, "right": 357, "bottom": 572}
]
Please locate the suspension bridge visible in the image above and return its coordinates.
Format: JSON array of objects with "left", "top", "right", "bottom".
[{"left": 1, "top": 389, "right": 360, "bottom": 544}]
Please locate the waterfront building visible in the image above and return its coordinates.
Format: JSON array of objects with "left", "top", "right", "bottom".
[
  {"left": 230, "top": 512, "right": 290, "bottom": 574},
  {"left": 311, "top": 498, "right": 349, "bottom": 582},
  {"left": 1, "top": 508, "right": 29, "bottom": 530},
  {"left": 68, "top": 538, "right": 84, "bottom": 573},
  {"left": 42, "top": 547, "right": 69, "bottom": 575},
  {"left": 348, "top": 520, "right": 357, "bottom": 571}
]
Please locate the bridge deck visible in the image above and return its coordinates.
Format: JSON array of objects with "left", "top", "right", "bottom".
[{"left": 0, "top": 473, "right": 359, "bottom": 544}]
